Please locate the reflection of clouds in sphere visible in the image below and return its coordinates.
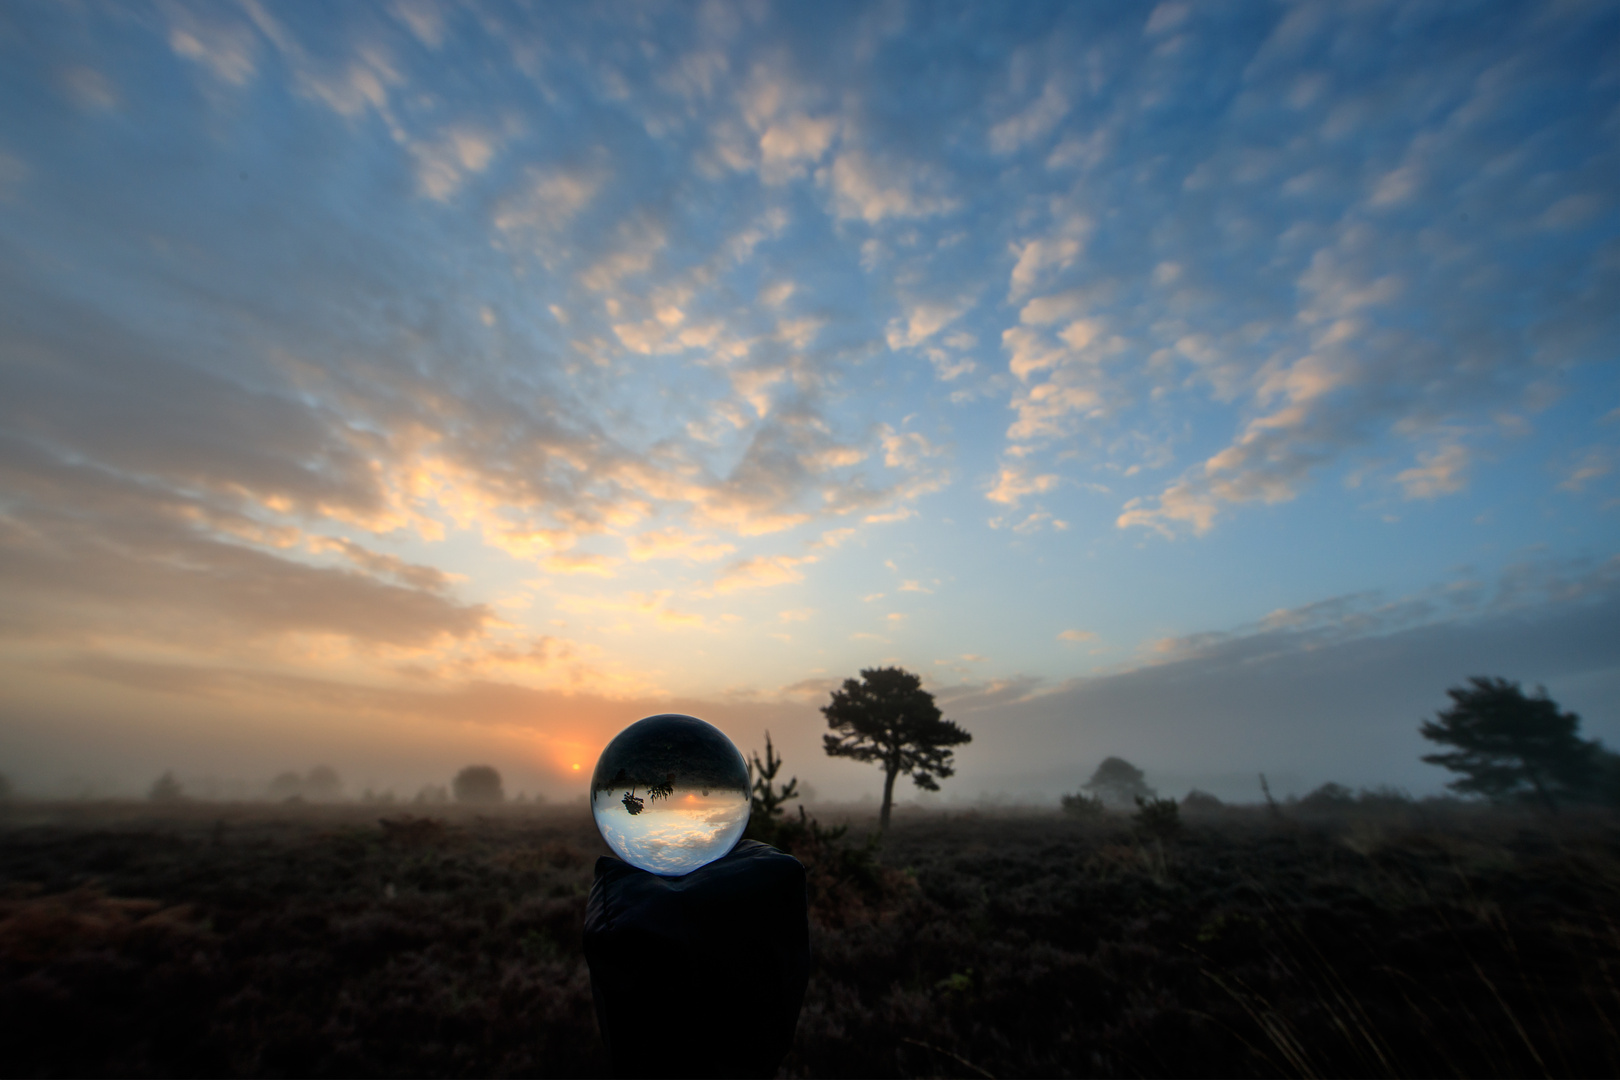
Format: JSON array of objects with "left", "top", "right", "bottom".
[{"left": 590, "top": 713, "right": 751, "bottom": 876}]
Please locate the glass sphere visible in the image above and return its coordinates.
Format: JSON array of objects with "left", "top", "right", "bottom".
[{"left": 590, "top": 713, "right": 751, "bottom": 876}]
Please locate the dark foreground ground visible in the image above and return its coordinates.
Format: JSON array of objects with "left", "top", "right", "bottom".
[{"left": 2, "top": 799, "right": 1619, "bottom": 1078}]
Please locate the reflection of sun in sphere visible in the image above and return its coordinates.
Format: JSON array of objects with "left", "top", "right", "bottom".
[{"left": 589, "top": 713, "right": 751, "bottom": 876}]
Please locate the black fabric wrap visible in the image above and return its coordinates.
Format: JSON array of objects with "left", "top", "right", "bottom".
[{"left": 584, "top": 840, "right": 809, "bottom": 1079}]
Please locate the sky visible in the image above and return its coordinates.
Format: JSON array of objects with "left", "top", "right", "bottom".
[{"left": 1, "top": 0, "right": 1617, "bottom": 805}]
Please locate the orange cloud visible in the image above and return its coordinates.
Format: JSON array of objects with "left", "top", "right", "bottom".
[
  {"left": 543, "top": 552, "right": 621, "bottom": 577},
  {"left": 625, "top": 527, "right": 736, "bottom": 562},
  {"left": 712, "top": 554, "right": 815, "bottom": 593}
]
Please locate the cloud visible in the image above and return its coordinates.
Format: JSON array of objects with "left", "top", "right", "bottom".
[
  {"left": 989, "top": 82, "right": 1068, "bottom": 155},
  {"left": 712, "top": 554, "right": 815, "bottom": 593},
  {"left": 542, "top": 552, "right": 621, "bottom": 577},
  {"left": 310, "top": 536, "right": 455, "bottom": 593},
  {"left": 298, "top": 47, "right": 403, "bottom": 121},
  {"left": 0, "top": 150, "right": 25, "bottom": 201},
  {"left": 1007, "top": 226, "right": 1088, "bottom": 301},
  {"left": 1018, "top": 290, "right": 1090, "bottom": 327},
  {"left": 494, "top": 165, "right": 603, "bottom": 234},
  {"left": 59, "top": 66, "right": 119, "bottom": 110},
  {"left": 168, "top": 13, "right": 258, "bottom": 86},
  {"left": 410, "top": 126, "right": 499, "bottom": 201},
  {"left": 1058, "top": 629, "right": 1096, "bottom": 642},
  {"left": 1558, "top": 446, "right": 1615, "bottom": 494},
  {"left": 825, "top": 150, "right": 958, "bottom": 223},
  {"left": 0, "top": 437, "right": 490, "bottom": 651},
  {"left": 986, "top": 467, "right": 1060, "bottom": 507},
  {"left": 4, "top": 0, "right": 1618, "bottom": 785},
  {"left": 887, "top": 298, "right": 973, "bottom": 350},
  {"left": 1144, "top": 2, "right": 1191, "bottom": 35},
  {"left": 556, "top": 590, "right": 705, "bottom": 630},
  {"left": 1116, "top": 485, "right": 1219, "bottom": 538},
  {"left": 391, "top": 0, "right": 447, "bottom": 49},
  {"left": 880, "top": 427, "right": 945, "bottom": 471},
  {"left": 625, "top": 527, "right": 736, "bottom": 562},
  {"left": 1395, "top": 444, "right": 1470, "bottom": 500},
  {"left": 942, "top": 564, "right": 1620, "bottom": 795},
  {"left": 759, "top": 114, "right": 837, "bottom": 183}
]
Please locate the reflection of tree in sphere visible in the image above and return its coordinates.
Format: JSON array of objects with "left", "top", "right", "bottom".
[{"left": 590, "top": 714, "right": 751, "bottom": 875}]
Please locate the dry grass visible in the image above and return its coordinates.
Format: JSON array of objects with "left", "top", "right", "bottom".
[{"left": 2, "top": 799, "right": 1618, "bottom": 1077}]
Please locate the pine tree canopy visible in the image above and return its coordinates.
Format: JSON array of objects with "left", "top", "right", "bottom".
[
  {"left": 1420, "top": 676, "right": 1612, "bottom": 810},
  {"left": 822, "top": 666, "right": 971, "bottom": 792}
]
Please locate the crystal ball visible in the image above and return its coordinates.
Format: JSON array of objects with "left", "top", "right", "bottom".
[{"left": 590, "top": 713, "right": 752, "bottom": 876}]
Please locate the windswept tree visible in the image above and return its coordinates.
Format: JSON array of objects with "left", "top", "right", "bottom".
[
  {"left": 822, "top": 666, "right": 970, "bottom": 830},
  {"left": 1421, "top": 676, "right": 1613, "bottom": 811}
]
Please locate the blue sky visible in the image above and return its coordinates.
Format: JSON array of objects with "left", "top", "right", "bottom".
[{"left": 1, "top": 1, "right": 1617, "bottom": 802}]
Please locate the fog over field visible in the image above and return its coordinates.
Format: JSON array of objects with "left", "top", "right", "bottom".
[{"left": 1, "top": 2, "right": 1617, "bottom": 806}]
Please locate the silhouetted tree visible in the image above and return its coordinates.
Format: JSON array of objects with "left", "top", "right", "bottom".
[
  {"left": 305, "top": 765, "right": 343, "bottom": 801},
  {"left": 747, "top": 732, "right": 799, "bottom": 844},
  {"left": 1181, "top": 789, "right": 1224, "bottom": 814},
  {"left": 1083, "top": 757, "right": 1154, "bottom": 809},
  {"left": 1421, "top": 676, "right": 1612, "bottom": 811},
  {"left": 453, "top": 765, "right": 504, "bottom": 805},
  {"left": 148, "top": 770, "right": 184, "bottom": 802},
  {"left": 822, "top": 666, "right": 970, "bottom": 830}
]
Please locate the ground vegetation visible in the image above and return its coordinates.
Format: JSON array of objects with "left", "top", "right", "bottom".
[{"left": 2, "top": 797, "right": 1620, "bottom": 1077}]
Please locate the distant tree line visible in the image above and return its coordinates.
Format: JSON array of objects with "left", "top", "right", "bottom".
[
  {"left": 135, "top": 764, "right": 525, "bottom": 806},
  {"left": 1056, "top": 675, "right": 1617, "bottom": 822}
]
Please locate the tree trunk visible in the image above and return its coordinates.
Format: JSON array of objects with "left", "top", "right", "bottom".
[
  {"left": 1527, "top": 768, "right": 1559, "bottom": 814},
  {"left": 879, "top": 766, "right": 898, "bottom": 831}
]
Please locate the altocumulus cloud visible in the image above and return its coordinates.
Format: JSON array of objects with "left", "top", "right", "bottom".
[{"left": 0, "top": 1, "right": 1616, "bottom": 794}]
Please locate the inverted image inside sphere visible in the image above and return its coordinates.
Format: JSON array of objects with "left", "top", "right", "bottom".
[{"left": 590, "top": 713, "right": 751, "bottom": 876}]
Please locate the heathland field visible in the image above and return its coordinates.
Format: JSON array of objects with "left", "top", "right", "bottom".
[{"left": 2, "top": 799, "right": 1619, "bottom": 1078}]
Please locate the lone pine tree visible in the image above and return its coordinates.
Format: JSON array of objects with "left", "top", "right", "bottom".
[{"left": 822, "top": 666, "right": 971, "bottom": 830}]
